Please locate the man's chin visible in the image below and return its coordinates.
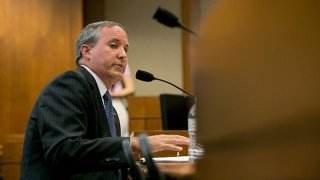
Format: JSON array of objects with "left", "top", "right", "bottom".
[{"left": 113, "top": 72, "right": 124, "bottom": 81}]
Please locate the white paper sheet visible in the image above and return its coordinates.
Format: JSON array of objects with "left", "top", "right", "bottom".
[{"left": 140, "top": 156, "right": 189, "bottom": 163}]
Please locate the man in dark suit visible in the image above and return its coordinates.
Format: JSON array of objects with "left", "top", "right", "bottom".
[{"left": 20, "top": 21, "right": 189, "bottom": 180}]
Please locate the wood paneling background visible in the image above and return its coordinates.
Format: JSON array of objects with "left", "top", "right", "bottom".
[
  {"left": 0, "top": 0, "right": 82, "bottom": 137},
  {"left": 128, "top": 96, "right": 162, "bottom": 133}
]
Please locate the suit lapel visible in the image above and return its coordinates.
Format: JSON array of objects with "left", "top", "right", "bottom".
[{"left": 76, "top": 66, "right": 121, "bottom": 137}]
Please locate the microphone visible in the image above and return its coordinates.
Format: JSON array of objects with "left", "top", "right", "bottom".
[
  {"left": 135, "top": 70, "right": 155, "bottom": 82},
  {"left": 153, "top": 7, "right": 198, "bottom": 36},
  {"left": 136, "top": 70, "right": 195, "bottom": 98}
]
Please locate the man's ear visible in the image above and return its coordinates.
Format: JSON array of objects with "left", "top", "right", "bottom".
[{"left": 80, "top": 44, "right": 91, "bottom": 60}]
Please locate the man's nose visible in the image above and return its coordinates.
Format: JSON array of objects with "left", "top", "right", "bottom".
[{"left": 118, "top": 48, "right": 127, "bottom": 59}]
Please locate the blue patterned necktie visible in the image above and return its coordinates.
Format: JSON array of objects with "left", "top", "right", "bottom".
[
  {"left": 103, "top": 91, "right": 117, "bottom": 137},
  {"left": 103, "top": 91, "right": 122, "bottom": 180}
]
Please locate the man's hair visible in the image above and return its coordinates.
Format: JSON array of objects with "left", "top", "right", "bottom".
[{"left": 75, "top": 21, "right": 126, "bottom": 65}]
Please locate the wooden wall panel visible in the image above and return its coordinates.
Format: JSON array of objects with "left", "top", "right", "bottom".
[
  {"left": 128, "top": 96, "right": 162, "bottom": 133},
  {"left": 129, "top": 119, "right": 145, "bottom": 132},
  {"left": 82, "top": 0, "right": 106, "bottom": 26},
  {"left": 145, "top": 119, "right": 162, "bottom": 130},
  {"left": 0, "top": 0, "right": 82, "bottom": 137},
  {"left": 1, "top": 134, "right": 24, "bottom": 179}
]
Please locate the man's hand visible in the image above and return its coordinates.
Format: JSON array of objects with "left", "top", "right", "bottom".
[{"left": 131, "top": 134, "right": 189, "bottom": 153}]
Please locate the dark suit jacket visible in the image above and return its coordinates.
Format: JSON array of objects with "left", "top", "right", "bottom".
[{"left": 21, "top": 66, "right": 129, "bottom": 180}]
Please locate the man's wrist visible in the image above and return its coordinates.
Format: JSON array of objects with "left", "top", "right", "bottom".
[
  {"left": 129, "top": 132, "right": 141, "bottom": 159},
  {"left": 129, "top": 132, "right": 138, "bottom": 150}
]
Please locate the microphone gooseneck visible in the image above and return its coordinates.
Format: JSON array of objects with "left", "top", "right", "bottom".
[
  {"left": 135, "top": 70, "right": 195, "bottom": 99},
  {"left": 154, "top": 78, "right": 195, "bottom": 98}
]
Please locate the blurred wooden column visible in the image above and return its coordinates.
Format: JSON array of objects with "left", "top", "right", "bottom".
[
  {"left": 181, "top": 1, "right": 200, "bottom": 94},
  {"left": 196, "top": 0, "right": 320, "bottom": 179}
]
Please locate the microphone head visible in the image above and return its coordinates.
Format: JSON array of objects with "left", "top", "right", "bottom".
[
  {"left": 136, "top": 70, "right": 155, "bottom": 82},
  {"left": 153, "top": 7, "right": 181, "bottom": 28}
]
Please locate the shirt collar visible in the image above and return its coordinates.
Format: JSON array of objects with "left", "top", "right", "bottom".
[{"left": 80, "top": 65, "right": 107, "bottom": 97}]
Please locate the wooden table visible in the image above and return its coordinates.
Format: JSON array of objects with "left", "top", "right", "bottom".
[{"left": 156, "top": 162, "right": 195, "bottom": 180}]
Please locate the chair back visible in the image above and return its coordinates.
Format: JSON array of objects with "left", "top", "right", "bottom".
[
  {"left": 159, "top": 94, "right": 194, "bottom": 130},
  {"left": 122, "top": 139, "right": 145, "bottom": 180},
  {"left": 138, "top": 133, "right": 165, "bottom": 180}
]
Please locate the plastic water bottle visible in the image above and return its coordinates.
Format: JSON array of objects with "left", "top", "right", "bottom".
[{"left": 188, "top": 104, "right": 204, "bottom": 161}]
